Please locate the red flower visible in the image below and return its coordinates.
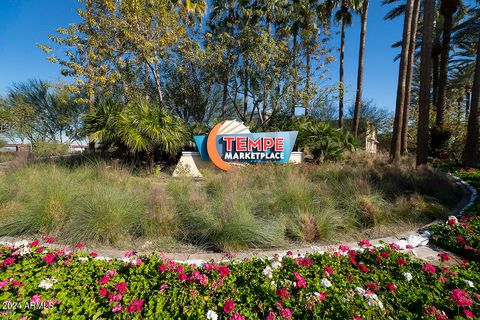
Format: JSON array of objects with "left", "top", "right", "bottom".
[
  {"left": 1, "top": 257, "right": 14, "bottom": 267},
  {"left": 276, "top": 288, "right": 291, "bottom": 299},
  {"left": 90, "top": 252, "right": 98, "bottom": 258},
  {"left": 339, "top": 245, "right": 349, "bottom": 252},
  {"left": 178, "top": 273, "right": 187, "bottom": 281},
  {"left": 98, "top": 276, "right": 110, "bottom": 285},
  {"left": 30, "top": 294, "right": 42, "bottom": 304},
  {"left": 125, "top": 299, "right": 143, "bottom": 313},
  {"left": 386, "top": 283, "right": 397, "bottom": 292},
  {"left": 28, "top": 240, "right": 39, "bottom": 247},
  {"left": 35, "top": 246, "right": 44, "bottom": 253},
  {"left": 353, "top": 315, "right": 365, "bottom": 320},
  {"left": 218, "top": 265, "right": 230, "bottom": 278},
  {"left": 293, "top": 272, "right": 307, "bottom": 288},
  {"left": 438, "top": 253, "right": 450, "bottom": 262},
  {"left": 396, "top": 258, "right": 407, "bottom": 266},
  {"left": 298, "top": 257, "right": 312, "bottom": 267},
  {"left": 98, "top": 288, "right": 108, "bottom": 297},
  {"left": 75, "top": 242, "right": 85, "bottom": 249},
  {"left": 389, "top": 243, "right": 401, "bottom": 250},
  {"left": 286, "top": 251, "right": 293, "bottom": 256},
  {"left": 43, "top": 237, "right": 56, "bottom": 244},
  {"left": 422, "top": 263, "right": 436, "bottom": 275},
  {"left": 224, "top": 299, "right": 235, "bottom": 314},
  {"left": 358, "top": 264, "right": 369, "bottom": 273},
  {"left": 324, "top": 266, "right": 333, "bottom": 276},
  {"left": 159, "top": 265, "right": 167, "bottom": 272},
  {"left": 42, "top": 253, "right": 55, "bottom": 265},
  {"left": 114, "top": 282, "right": 128, "bottom": 294},
  {"left": 359, "top": 240, "right": 371, "bottom": 247},
  {"left": 229, "top": 313, "right": 246, "bottom": 320},
  {"left": 456, "top": 236, "right": 467, "bottom": 245},
  {"left": 450, "top": 289, "right": 473, "bottom": 307},
  {"left": 318, "top": 292, "right": 328, "bottom": 301},
  {"left": 367, "top": 282, "right": 380, "bottom": 291}
]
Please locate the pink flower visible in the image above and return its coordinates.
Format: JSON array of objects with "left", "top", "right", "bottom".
[
  {"left": 358, "top": 264, "right": 369, "bottom": 273},
  {"left": 98, "top": 276, "right": 110, "bottom": 285},
  {"left": 281, "top": 308, "right": 293, "bottom": 319},
  {"left": 218, "top": 265, "right": 230, "bottom": 278},
  {"left": 43, "top": 237, "right": 56, "bottom": 244},
  {"left": 386, "top": 283, "right": 397, "bottom": 292},
  {"left": 1, "top": 257, "right": 14, "bottom": 267},
  {"left": 359, "top": 239, "right": 371, "bottom": 247},
  {"left": 90, "top": 252, "right": 98, "bottom": 258},
  {"left": 389, "top": 243, "right": 401, "bottom": 250},
  {"left": 353, "top": 315, "right": 365, "bottom": 320},
  {"left": 112, "top": 305, "right": 123, "bottom": 313},
  {"left": 30, "top": 294, "right": 42, "bottom": 304},
  {"left": 339, "top": 245, "right": 349, "bottom": 252},
  {"left": 75, "top": 242, "right": 85, "bottom": 249},
  {"left": 324, "top": 266, "right": 333, "bottom": 276},
  {"left": 178, "top": 273, "right": 187, "bottom": 281},
  {"left": 125, "top": 299, "right": 143, "bottom": 313},
  {"left": 176, "top": 265, "right": 184, "bottom": 273},
  {"left": 266, "top": 311, "right": 278, "bottom": 320},
  {"left": 108, "top": 294, "right": 123, "bottom": 302},
  {"left": 439, "top": 275, "right": 447, "bottom": 282},
  {"left": 286, "top": 251, "right": 293, "bottom": 256},
  {"left": 422, "top": 263, "right": 436, "bottom": 275},
  {"left": 293, "top": 272, "right": 307, "bottom": 288},
  {"left": 35, "top": 246, "right": 44, "bottom": 253},
  {"left": 406, "top": 244, "right": 413, "bottom": 249},
  {"left": 42, "top": 253, "right": 55, "bottom": 265},
  {"left": 318, "top": 292, "right": 328, "bottom": 301},
  {"left": 229, "top": 313, "right": 246, "bottom": 320},
  {"left": 28, "top": 240, "right": 39, "bottom": 247},
  {"left": 98, "top": 288, "right": 108, "bottom": 297},
  {"left": 114, "top": 282, "right": 128, "bottom": 294},
  {"left": 464, "top": 309, "right": 475, "bottom": 318},
  {"left": 159, "top": 265, "right": 167, "bottom": 272},
  {"left": 450, "top": 289, "right": 473, "bottom": 307},
  {"left": 224, "top": 299, "right": 235, "bottom": 314},
  {"left": 380, "top": 251, "right": 389, "bottom": 259},
  {"left": 124, "top": 250, "right": 135, "bottom": 257}
]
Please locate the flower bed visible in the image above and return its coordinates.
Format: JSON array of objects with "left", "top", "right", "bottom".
[
  {"left": 430, "top": 167, "right": 480, "bottom": 261},
  {"left": 1, "top": 240, "right": 480, "bottom": 319}
]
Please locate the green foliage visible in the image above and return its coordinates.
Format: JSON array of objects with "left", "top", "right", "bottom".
[
  {"left": 32, "top": 141, "right": 69, "bottom": 158},
  {"left": 0, "top": 158, "right": 463, "bottom": 251},
  {"left": 84, "top": 100, "right": 188, "bottom": 162},
  {"left": 1, "top": 241, "right": 480, "bottom": 319}
]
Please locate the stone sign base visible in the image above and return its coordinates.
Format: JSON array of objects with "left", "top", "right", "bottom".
[{"left": 173, "top": 151, "right": 304, "bottom": 178}]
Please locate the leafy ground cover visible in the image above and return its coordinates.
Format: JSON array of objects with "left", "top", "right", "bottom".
[
  {"left": 0, "top": 155, "right": 464, "bottom": 251},
  {"left": 1, "top": 239, "right": 480, "bottom": 319},
  {"left": 430, "top": 166, "right": 480, "bottom": 262}
]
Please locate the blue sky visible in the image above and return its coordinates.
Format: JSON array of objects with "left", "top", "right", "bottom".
[{"left": 0, "top": 0, "right": 404, "bottom": 112}]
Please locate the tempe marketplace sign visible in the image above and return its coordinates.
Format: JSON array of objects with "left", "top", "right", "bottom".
[{"left": 194, "top": 120, "right": 298, "bottom": 171}]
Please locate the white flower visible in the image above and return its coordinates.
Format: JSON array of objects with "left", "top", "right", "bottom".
[
  {"left": 271, "top": 261, "right": 282, "bottom": 269},
  {"left": 38, "top": 277, "right": 57, "bottom": 290},
  {"left": 262, "top": 266, "right": 273, "bottom": 279},
  {"left": 78, "top": 257, "right": 88, "bottom": 262},
  {"left": 270, "top": 280, "right": 277, "bottom": 288},
  {"left": 321, "top": 278, "right": 332, "bottom": 288},
  {"left": 15, "top": 246, "right": 31, "bottom": 256},
  {"left": 206, "top": 310, "right": 218, "bottom": 320},
  {"left": 341, "top": 297, "right": 349, "bottom": 302},
  {"left": 13, "top": 240, "right": 28, "bottom": 248},
  {"left": 355, "top": 287, "right": 365, "bottom": 295},
  {"left": 403, "top": 272, "right": 413, "bottom": 282},
  {"left": 464, "top": 280, "right": 475, "bottom": 288}
]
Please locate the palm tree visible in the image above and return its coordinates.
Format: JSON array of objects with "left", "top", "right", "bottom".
[
  {"left": 401, "top": 0, "right": 421, "bottom": 154},
  {"left": 391, "top": 0, "right": 414, "bottom": 163},
  {"left": 435, "top": 0, "right": 461, "bottom": 128},
  {"left": 334, "top": 0, "right": 362, "bottom": 128},
  {"left": 352, "top": 0, "right": 369, "bottom": 137},
  {"left": 416, "top": 0, "right": 436, "bottom": 167}
]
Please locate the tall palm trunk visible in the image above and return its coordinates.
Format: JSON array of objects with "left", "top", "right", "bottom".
[
  {"left": 462, "top": 32, "right": 480, "bottom": 166},
  {"left": 292, "top": 28, "right": 298, "bottom": 116},
  {"left": 416, "top": 0, "right": 436, "bottom": 167},
  {"left": 436, "top": 0, "right": 460, "bottom": 128},
  {"left": 305, "top": 50, "right": 311, "bottom": 116},
  {"left": 401, "top": 0, "right": 421, "bottom": 154},
  {"left": 339, "top": 17, "right": 346, "bottom": 128},
  {"left": 390, "top": 0, "right": 414, "bottom": 163},
  {"left": 353, "top": 0, "right": 369, "bottom": 137}
]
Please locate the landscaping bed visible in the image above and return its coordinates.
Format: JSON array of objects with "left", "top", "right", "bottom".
[
  {"left": 0, "top": 156, "right": 465, "bottom": 251},
  {"left": 430, "top": 167, "right": 480, "bottom": 262},
  {"left": 1, "top": 239, "right": 480, "bottom": 319}
]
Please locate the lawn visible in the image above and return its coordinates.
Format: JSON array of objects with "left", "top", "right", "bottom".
[{"left": 0, "top": 154, "right": 465, "bottom": 251}]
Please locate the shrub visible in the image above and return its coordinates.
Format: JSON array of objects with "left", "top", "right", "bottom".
[
  {"left": 32, "top": 141, "right": 69, "bottom": 158},
  {"left": 0, "top": 241, "right": 479, "bottom": 319}
]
